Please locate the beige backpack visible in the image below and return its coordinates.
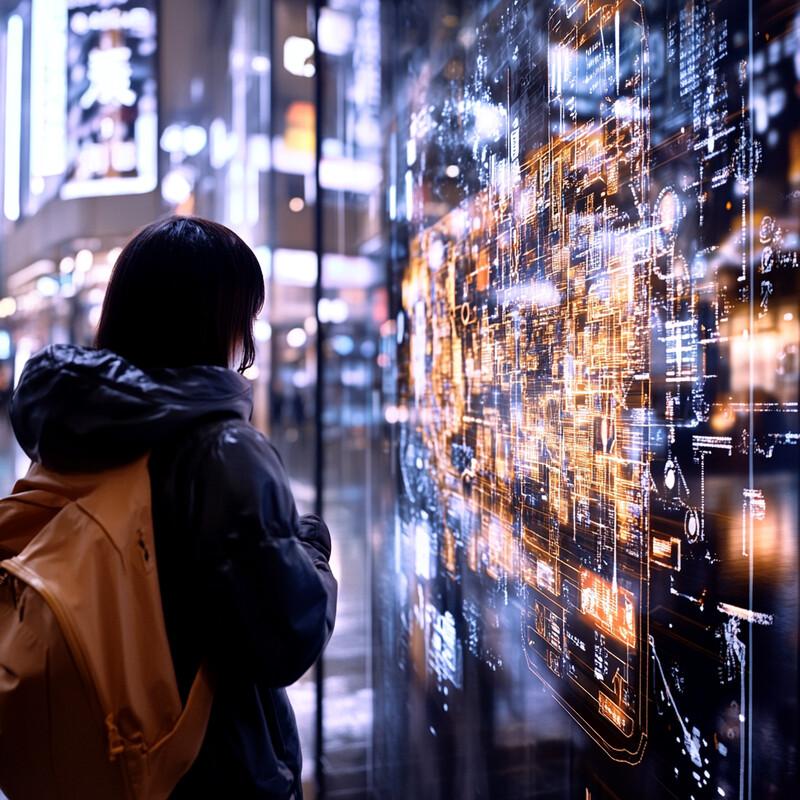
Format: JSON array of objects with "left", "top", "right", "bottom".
[{"left": 0, "top": 455, "right": 214, "bottom": 800}]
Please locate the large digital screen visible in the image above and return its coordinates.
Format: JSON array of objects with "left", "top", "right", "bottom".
[{"left": 375, "top": 0, "right": 799, "bottom": 797}]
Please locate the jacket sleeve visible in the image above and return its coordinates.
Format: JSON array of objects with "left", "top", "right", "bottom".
[{"left": 184, "top": 421, "right": 337, "bottom": 687}]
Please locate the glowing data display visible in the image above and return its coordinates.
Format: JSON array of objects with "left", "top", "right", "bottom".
[{"left": 377, "top": 0, "right": 799, "bottom": 798}]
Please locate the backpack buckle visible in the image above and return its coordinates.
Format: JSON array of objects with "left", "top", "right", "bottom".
[
  {"left": 0, "top": 569, "right": 18, "bottom": 606},
  {"left": 105, "top": 714, "right": 126, "bottom": 761}
]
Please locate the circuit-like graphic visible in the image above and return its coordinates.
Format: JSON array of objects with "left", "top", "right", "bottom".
[{"left": 389, "top": 0, "right": 799, "bottom": 797}]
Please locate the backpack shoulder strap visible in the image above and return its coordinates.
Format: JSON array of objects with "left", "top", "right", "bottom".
[
  {"left": 0, "top": 488, "right": 64, "bottom": 559},
  {"left": 0, "top": 456, "right": 151, "bottom": 558}
]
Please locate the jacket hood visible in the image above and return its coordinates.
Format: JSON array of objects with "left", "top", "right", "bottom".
[{"left": 9, "top": 344, "right": 253, "bottom": 472}]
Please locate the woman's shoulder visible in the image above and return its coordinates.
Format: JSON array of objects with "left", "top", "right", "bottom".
[
  {"left": 193, "top": 415, "right": 267, "bottom": 449},
  {"left": 182, "top": 416, "right": 284, "bottom": 476},
  {"left": 151, "top": 415, "right": 297, "bottom": 538},
  {"left": 151, "top": 415, "right": 284, "bottom": 493}
]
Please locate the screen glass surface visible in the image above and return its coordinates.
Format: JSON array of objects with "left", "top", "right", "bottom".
[{"left": 375, "top": 1, "right": 800, "bottom": 797}]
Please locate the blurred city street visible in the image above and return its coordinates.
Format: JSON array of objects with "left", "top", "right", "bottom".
[
  {"left": 0, "top": 412, "right": 27, "bottom": 495},
  {"left": 0, "top": 0, "right": 380, "bottom": 792},
  {"left": 273, "top": 424, "right": 372, "bottom": 800}
]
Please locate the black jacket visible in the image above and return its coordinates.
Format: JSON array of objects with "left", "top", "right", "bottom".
[{"left": 9, "top": 345, "right": 337, "bottom": 799}]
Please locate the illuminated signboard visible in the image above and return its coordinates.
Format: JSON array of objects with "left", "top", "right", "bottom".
[
  {"left": 4, "top": 13, "right": 23, "bottom": 222},
  {"left": 377, "top": 0, "right": 799, "bottom": 798},
  {"left": 60, "top": 0, "right": 157, "bottom": 199},
  {"left": 30, "top": 0, "right": 68, "bottom": 198}
]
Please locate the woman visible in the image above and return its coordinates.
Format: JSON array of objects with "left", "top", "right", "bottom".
[{"left": 9, "top": 216, "right": 337, "bottom": 799}]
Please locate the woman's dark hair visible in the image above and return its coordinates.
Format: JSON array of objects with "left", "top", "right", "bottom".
[{"left": 95, "top": 216, "right": 265, "bottom": 372}]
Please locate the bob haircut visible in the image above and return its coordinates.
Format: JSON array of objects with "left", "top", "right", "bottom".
[{"left": 95, "top": 216, "right": 265, "bottom": 373}]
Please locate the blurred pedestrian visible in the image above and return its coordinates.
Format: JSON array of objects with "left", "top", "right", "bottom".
[
  {"left": 8, "top": 216, "right": 337, "bottom": 799},
  {"left": 290, "top": 388, "right": 305, "bottom": 427}
]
